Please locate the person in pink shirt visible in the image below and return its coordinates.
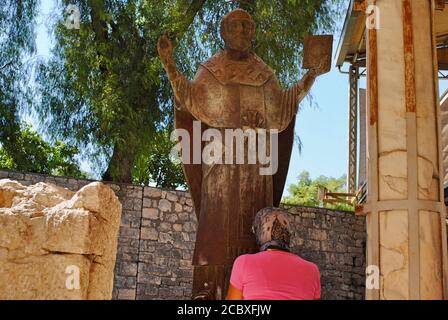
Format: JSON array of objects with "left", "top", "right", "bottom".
[{"left": 226, "top": 207, "right": 321, "bottom": 300}]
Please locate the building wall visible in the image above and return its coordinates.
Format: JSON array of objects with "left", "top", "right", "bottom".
[{"left": 0, "top": 169, "right": 366, "bottom": 300}]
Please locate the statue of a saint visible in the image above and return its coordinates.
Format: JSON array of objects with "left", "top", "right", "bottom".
[{"left": 158, "top": 8, "right": 329, "bottom": 300}]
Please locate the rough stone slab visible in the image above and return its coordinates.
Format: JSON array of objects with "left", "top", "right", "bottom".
[{"left": 0, "top": 179, "right": 122, "bottom": 300}]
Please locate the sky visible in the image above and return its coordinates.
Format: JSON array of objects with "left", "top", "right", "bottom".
[{"left": 33, "top": 0, "right": 448, "bottom": 195}]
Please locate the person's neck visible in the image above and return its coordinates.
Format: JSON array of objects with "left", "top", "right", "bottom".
[{"left": 225, "top": 48, "right": 250, "bottom": 61}]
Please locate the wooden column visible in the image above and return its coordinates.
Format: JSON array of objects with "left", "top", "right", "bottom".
[{"left": 364, "top": 0, "right": 448, "bottom": 299}]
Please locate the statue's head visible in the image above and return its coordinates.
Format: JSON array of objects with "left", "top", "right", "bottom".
[{"left": 220, "top": 9, "right": 255, "bottom": 53}]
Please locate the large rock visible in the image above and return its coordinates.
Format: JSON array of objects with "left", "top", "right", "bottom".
[{"left": 0, "top": 179, "right": 122, "bottom": 299}]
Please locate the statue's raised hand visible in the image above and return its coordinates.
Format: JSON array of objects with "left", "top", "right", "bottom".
[{"left": 157, "top": 34, "right": 174, "bottom": 64}]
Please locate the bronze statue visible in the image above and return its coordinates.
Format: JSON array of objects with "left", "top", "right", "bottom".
[{"left": 157, "top": 8, "right": 330, "bottom": 300}]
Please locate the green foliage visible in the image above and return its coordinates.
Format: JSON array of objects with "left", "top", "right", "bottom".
[
  {"left": 0, "top": 124, "right": 86, "bottom": 178},
  {"left": 36, "top": 0, "right": 185, "bottom": 183},
  {"left": 31, "top": 0, "right": 345, "bottom": 186},
  {"left": 132, "top": 129, "right": 186, "bottom": 189},
  {"left": 179, "top": 0, "right": 345, "bottom": 85},
  {"left": 0, "top": 1, "right": 38, "bottom": 162},
  {"left": 0, "top": 1, "right": 84, "bottom": 179},
  {"left": 282, "top": 171, "right": 354, "bottom": 211}
]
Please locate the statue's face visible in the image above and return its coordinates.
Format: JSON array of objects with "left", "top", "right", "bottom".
[{"left": 223, "top": 17, "right": 254, "bottom": 52}]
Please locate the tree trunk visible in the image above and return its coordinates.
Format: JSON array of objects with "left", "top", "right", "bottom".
[{"left": 102, "top": 142, "right": 136, "bottom": 183}]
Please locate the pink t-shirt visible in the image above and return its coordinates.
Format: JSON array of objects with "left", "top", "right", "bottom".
[{"left": 230, "top": 250, "right": 321, "bottom": 300}]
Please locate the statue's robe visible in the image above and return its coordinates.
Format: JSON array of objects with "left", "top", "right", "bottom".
[{"left": 170, "top": 51, "right": 301, "bottom": 298}]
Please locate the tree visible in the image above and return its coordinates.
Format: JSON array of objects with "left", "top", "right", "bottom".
[
  {"left": 282, "top": 171, "right": 353, "bottom": 211},
  {"left": 0, "top": 1, "right": 39, "bottom": 168},
  {"left": 132, "top": 130, "right": 186, "bottom": 189},
  {"left": 0, "top": 124, "right": 85, "bottom": 177},
  {"left": 34, "top": 0, "right": 345, "bottom": 185},
  {"left": 0, "top": 1, "right": 84, "bottom": 178}
]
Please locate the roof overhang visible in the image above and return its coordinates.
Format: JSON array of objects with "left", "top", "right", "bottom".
[{"left": 335, "top": 0, "right": 448, "bottom": 70}]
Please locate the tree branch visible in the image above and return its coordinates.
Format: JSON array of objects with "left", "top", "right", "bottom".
[
  {"left": 0, "top": 61, "right": 13, "bottom": 71},
  {"left": 170, "top": 0, "right": 207, "bottom": 41},
  {"left": 88, "top": 0, "right": 109, "bottom": 76}
]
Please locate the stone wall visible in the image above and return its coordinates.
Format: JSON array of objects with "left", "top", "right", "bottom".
[
  {"left": 286, "top": 205, "right": 366, "bottom": 300},
  {"left": 0, "top": 169, "right": 366, "bottom": 300}
]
